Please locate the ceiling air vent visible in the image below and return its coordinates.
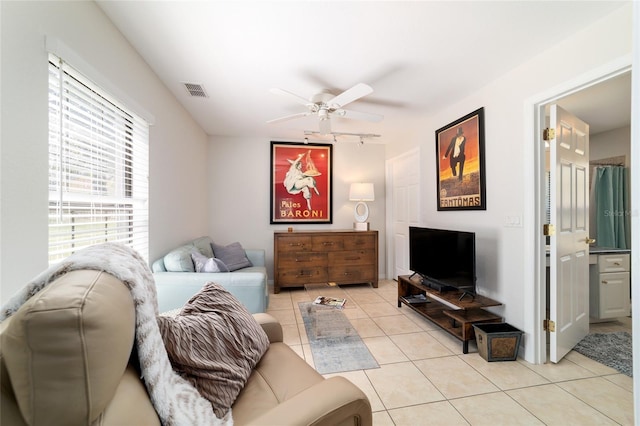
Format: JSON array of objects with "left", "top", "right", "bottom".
[{"left": 182, "top": 82, "right": 209, "bottom": 98}]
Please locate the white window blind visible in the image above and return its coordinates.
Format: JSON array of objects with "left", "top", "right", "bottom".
[{"left": 48, "top": 54, "right": 149, "bottom": 264}]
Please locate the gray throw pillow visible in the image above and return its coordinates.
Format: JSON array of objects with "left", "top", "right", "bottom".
[
  {"left": 211, "top": 242, "right": 252, "bottom": 272},
  {"left": 191, "top": 251, "right": 229, "bottom": 273}
]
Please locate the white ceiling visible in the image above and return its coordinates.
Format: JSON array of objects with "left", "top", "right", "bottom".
[
  {"left": 556, "top": 71, "right": 631, "bottom": 136},
  {"left": 97, "top": 1, "right": 630, "bottom": 143}
]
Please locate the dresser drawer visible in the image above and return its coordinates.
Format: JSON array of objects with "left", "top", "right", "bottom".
[
  {"left": 598, "top": 253, "right": 630, "bottom": 273},
  {"left": 343, "top": 235, "right": 376, "bottom": 250},
  {"left": 277, "top": 252, "right": 327, "bottom": 268},
  {"left": 276, "top": 236, "right": 312, "bottom": 252},
  {"left": 328, "top": 249, "right": 375, "bottom": 266},
  {"left": 278, "top": 267, "right": 328, "bottom": 285},
  {"left": 329, "top": 265, "right": 376, "bottom": 283},
  {"left": 311, "top": 235, "right": 344, "bottom": 251}
]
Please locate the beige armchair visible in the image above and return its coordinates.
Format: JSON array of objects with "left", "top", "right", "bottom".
[{"left": 0, "top": 268, "right": 372, "bottom": 426}]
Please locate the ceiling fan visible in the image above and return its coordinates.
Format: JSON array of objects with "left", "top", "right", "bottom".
[{"left": 267, "top": 83, "right": 383, "bottom": 134}]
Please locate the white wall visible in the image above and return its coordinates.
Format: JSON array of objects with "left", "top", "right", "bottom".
[
  {"left": 0, "top": 1, "right": 210, "bottom": 303},
  {"left": 385, "top": 3, "right": 632, "bottom": 362},
  {"left": 208, "top": 136, "right": 387, "bottom": 281},
  {"left": 591, "top": 126, "right": 631, "bottom": 165}
]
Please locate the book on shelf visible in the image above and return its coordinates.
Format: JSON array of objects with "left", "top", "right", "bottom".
[
  {"left": 313, "top": 296, "right": 346, "bottom": 308},
  {"left": 401, "top": 294, "right": 429, "bottom": 304}
]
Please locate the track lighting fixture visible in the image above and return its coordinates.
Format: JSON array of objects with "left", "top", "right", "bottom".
[{"left": 303, "top": 130, "right": 381, "bottom": 145}]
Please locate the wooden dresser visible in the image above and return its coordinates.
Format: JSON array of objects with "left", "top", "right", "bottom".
[{"left": 273, "top": 230, "right": 378, "bottom": 293}]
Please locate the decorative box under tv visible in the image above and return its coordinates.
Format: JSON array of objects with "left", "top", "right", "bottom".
[{"left": 473, "top": 323, "right": 523, "bottom": 361}]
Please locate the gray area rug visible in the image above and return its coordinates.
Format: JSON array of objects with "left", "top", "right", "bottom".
[
  {"left": 299, "top": 302, "right": 379, "bottom": 374},
  {"left": 573, "top": 331, "right": 632, "bottom": 377}
]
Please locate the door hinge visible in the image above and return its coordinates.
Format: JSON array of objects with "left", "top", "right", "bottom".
[
  {"left": 543, "top": 224, "right": 555, "bottom": 236},
  {"left": 544, "top": 319, "right": 556, "bottom": 332},
  {"left": 543, "top": 128, "right": 555, "bottom": 141}
]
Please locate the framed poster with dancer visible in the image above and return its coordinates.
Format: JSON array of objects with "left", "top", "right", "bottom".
[
  {"left": 270, "top": 141, "right": 333, "bottom": 224},
  {"left": 435, "top": 107, "right": 486, "bottom": 211}
]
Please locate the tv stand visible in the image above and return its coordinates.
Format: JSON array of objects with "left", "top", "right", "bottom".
[{"left": 397, "top": 275, "right": 502, "bottom": 353}]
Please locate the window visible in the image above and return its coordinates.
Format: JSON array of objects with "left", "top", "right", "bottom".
[{"left": 48, "top": 54, "right": 149, "bottom": 264}]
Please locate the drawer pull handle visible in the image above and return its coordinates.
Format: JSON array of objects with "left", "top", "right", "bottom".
[
  {"left": 288, "top": 243, "right": 304, "bottom": 247},
  {"left": 295, "top": 258, "right": 310, "bottom": 263},
  {"left": 323, "top": 242, "right": 335, "bottom": 246},
  {"left": 602, "top": 280, "right": 608, "bottom": 284},
  {"left": 614, "top": 262, "right": 621, "bottom": 266},
  {"left": 297, "top": 272, "right": 313, "bottom": 277}
]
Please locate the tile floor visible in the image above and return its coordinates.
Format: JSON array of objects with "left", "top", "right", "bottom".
[{"left": 267, "top": 279, "right": 634, "bottom": 425}]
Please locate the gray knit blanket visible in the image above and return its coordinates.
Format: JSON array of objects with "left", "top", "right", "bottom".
[{"left": 0, "top": 243, "right": 231, "bottom": 426}]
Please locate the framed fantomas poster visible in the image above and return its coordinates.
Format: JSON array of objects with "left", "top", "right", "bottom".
[
  {"left": 435, "top": 107, "right": 486, "bottom": 211},
  {"left": 270, "top": 141, "right": 333, "bottom": 224}
]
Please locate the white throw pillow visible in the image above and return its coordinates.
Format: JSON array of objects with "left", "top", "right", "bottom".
[{"left": 190, "top": 251, "right": 229, "bottom": 273}]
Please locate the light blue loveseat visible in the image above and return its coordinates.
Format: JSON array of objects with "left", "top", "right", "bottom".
[{"left": 151, "top": 236, "right": 268, "bottom": 313}]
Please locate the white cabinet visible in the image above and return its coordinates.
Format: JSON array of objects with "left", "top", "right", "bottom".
[{"left": 589, "top": 253, "right": 630, "bottom": 321}]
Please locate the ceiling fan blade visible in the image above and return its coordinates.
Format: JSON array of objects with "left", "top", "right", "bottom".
[
  {"left": 327, "top": 83, "right": 373, "bottom": 108},
  {"left": 266, "top": 112, "right": 310, "bottom": 124},
  {"left": 269, "top": 88, "right": 311, "bottom": 106},
  {"left": 319, "top": 117, "right": 332, "bottom": 135},
  {"left": 339, "top": 109, "right": 384, "bottom": 122}
]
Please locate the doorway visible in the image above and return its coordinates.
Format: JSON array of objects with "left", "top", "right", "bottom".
[{"left": 531, "top": 64, "right": 632, "bottom": 365}]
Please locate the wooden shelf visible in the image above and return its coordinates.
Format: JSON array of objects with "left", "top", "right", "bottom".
[
  {"left": 401, "top": 274, "right": 501, "bottom": 309},
  {"left": 397, "top": 275, "right": 502, "bottom": 353}
]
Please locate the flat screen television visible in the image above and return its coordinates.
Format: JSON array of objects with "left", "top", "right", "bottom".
[{"left": 409, "top": 226, "right": 476, "bottom": 295}]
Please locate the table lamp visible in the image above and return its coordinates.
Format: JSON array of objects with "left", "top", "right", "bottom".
[{"left": 349, "top": 183, "right": 374, "bottom": 231}]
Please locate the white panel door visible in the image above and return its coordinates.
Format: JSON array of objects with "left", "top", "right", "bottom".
[
  {"left": 386, "top": 149, "right": 420, "bottom": 280},
  {"left": 549, "top": 105, "right": 590, "bottom": 363}
]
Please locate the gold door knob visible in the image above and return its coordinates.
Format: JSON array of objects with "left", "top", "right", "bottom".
[{"left": 584, "top": 237, "right": 596, "bottom": 244}]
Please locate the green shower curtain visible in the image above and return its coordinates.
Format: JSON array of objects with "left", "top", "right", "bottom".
[{"left": 594, "top": 166, "right": 629, "bottom": 249}]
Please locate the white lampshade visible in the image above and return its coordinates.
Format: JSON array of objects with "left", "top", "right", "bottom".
[
  {"left": 349, "top": 183, "right": 374, "bottom": 230},
  {"left": 349, "top": 183, "right": 375, "bottom": 201}
]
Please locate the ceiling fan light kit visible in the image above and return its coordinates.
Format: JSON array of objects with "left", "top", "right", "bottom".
[{"left": 267, "top": 82, "right": 383, "bottom": 135}]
